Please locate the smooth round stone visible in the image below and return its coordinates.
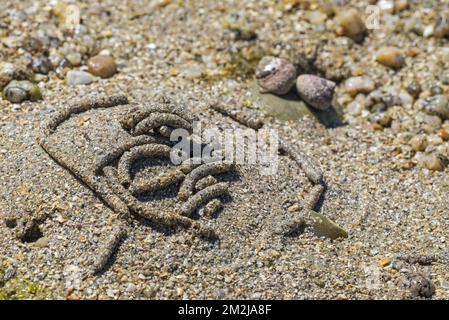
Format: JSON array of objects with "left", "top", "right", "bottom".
[
  {"left": 378, "top": 0, "right": 395, "bottom": 14},
  {"left": 3, "top": 80, "right": 42, "bottom": 103},
  {"left": 65, "top": 51, "right": 82, "bottom": 67},
  {"left": 438, "top": 129, "right": 449, "bottom": 141},
  {"left": 335, "top": 8, "right": 366, "bottom": 42},
  {"left": 376, "top": 47, "right": 405, "bottom": 69},
  {"left": 256, "top": 56, "right": 296, "bottom": 95},
  {"left": 34, "top": 237, "right": 49, "bottom": 248},
  {"left": 423, "top": 153, "right": 445, "bottom": 171},
  {"left": 66, "top": 70, "right": 93, "bottom": 86},
  {"left": 296, "top": 74, "right": 336, "bottom": 110},
  {"left": 87, "top": 55, "right": 117, "bottom": 78},
  {"left": 395, "top": 0, "right": 409, "bottom": 11},
  {"left": 3, "top": 86, "right": 28, "bottom": 103}
]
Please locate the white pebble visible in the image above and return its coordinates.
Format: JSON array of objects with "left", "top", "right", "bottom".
[
  {"left": 67, "top": 70, "right": 93, "bottom": 86},
  {"left": 423, "top": 25, "right": 434, "bottom": 38}
]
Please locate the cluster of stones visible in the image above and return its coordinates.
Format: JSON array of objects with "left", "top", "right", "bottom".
[
  {"left": 0, "top": 3, "right": 118, "bottom": 104},
  {"left": 255, "top": 56, "right": 336, "bottom": 111},
  {"left": 254, "top": 3, "right": 449, "bottom": 172}
]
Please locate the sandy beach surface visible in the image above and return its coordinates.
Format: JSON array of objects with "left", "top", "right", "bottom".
[{"left": 1, "top": 0, "right": 449, "bottom": 299}]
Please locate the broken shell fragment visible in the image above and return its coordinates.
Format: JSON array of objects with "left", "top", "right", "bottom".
[{"left": 303, "top": 209, "right": 348, "bottom": 240}]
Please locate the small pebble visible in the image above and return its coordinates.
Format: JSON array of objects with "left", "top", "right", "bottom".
[
  {"left": 377, "top": 0, "right": 395, "bottom": 14},
  {"left": 400, "top": 272, "right": 435, "bottom": 298},
  {"left": 335, "top": 8, "right": 366, "bottom": 42},
  {"left": 430, "top": 85, "right": 443, "bottom": 96},
  {"left": 23, "top": 36, "right": 45, "bottom": 54},
  {"left": 87, "top": 55, "right": 117, "bottom": 78},
  {"left": 32, "top": 56, "right": 51, "bottom": 75},
  {"left": 255, "top": 56, "right": 296, "bottom": 95},
  {"left": 343, "top": 76, "right": 375, "bottom": 96},
  {"left": 306, "top": 11, "right": 327, "bottom": 25},
  {"left": 428, "top": 135, "right": 443, "bottom": 146},
  {"left": 182, "top": 63, "right": 204, "bottom": 79},
  {"left": 409, "top": 135, "right": 428, "bottom": 152},
  {"left": 3, "top": 80, "right": 42, "bottom": 103},
  {"left": 65, "top": 51, "right": 82, "bottom": 67},
  {"left": 370, "top": 111, "right": 392, "bottom": 127},
  {"left": 287, "top": 203, "right": 301, "bottom": 212},
  {"left": 406, "top": 80, "right": 422, "bottom": 99},
  {"left": 376, "top": 47, "right": 406, "bottom": 69},
  {"left": 394, "top": 0, "right": 408, "bottom": 12},
  {"left": 34, "top": 237, "right": 49, "bottom": 248},
  {"left": 126, "top": 283, "right": 137, "bottom": 293},
  {"left": 379, "top": 257, "right": 391, "bottom": 268},
  {"left": 0, "top": 62, "right": 32, "bottom": 89},
  {"left": 296, "top": 74, "right": 336, "bottom": 110},
  {"left": 423, "top": 153, "right": 445, "bottom": 171},
  {"left": 423, "top": 95, "right": 449, "bottom": 120},
  {"left": 434, "top": 15, "right": 449, "bottom": 38},
  {"left": 437, "top": 129, "right": 449, "bottom": 141},
  {"left": 66, "top": 70, "right": 93, "bottom": 86},
  {"left": 55, "top": 58, "right": 72, "bottom": 79},
  {"left": 399, "top": 90, "right": 414, "bottom": 106},
  {"left": 423, "top": 25, "right": 434, "bottom": 38}
]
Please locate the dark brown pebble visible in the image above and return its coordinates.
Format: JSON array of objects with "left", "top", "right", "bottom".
[{"left": 87, "top": 55, "right": 117, "bottom": 78}]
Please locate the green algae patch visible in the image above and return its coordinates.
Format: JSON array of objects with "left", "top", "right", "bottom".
[
  {"left": 0, "top": 268, "right": 51, "bottom": 300},
  {"left": 203, "top": 46, "right": 273, "bottom": 84}
]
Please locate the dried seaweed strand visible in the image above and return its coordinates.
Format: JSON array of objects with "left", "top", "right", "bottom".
[
  {"left": 279, "top": 141, "right": 323, "bottom": 184},
  {"left": 132, "top": 112, "right": 192, "bottom": 136},
  {"left": 40, "top": 94, "right": 128, "bottom": 141},
  {"left": 180, "top": 182, "right": 229, "bottom": 217},
  {"left": 211, "top": 102, "right": 264, "bottom": 130},
  {"left": 178, "top": 162, "right": 233, "bottom": 201},
  {"left": 92, "top": 226, "right": 127, "bottom": 274},
  {"left": 117, "top": 143, "right": 173, "bottom": 186},
  {"left": 129, "top": 168, "right": 185, "bottom": 195}
]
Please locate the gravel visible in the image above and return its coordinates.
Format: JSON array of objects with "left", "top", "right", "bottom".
[{"left": 1, "top": 0, "right": 449, "bottom": 300}]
